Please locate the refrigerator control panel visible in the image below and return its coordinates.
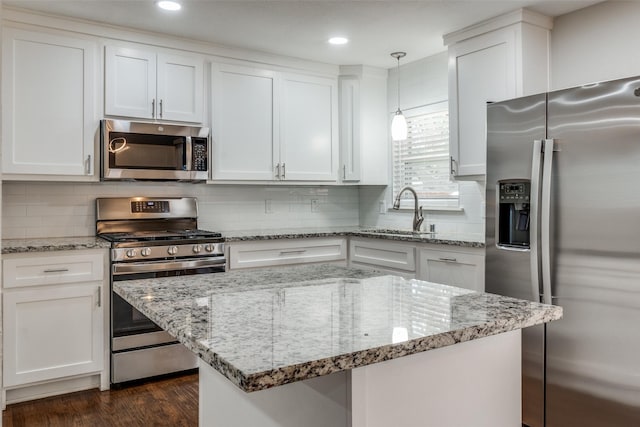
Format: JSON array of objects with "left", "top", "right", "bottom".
[{"left": 499, "top": 182, "right": 530, "bottom": 203}]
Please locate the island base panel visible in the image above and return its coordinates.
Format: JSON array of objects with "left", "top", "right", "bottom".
[
  {"left": 351, "top": 330, "right": 522, "bottom": 427},
  {"left": 199, "top": 361, "right": 350, "bottom": 427},
  {"left": 199, "top": 330, "right": 521, "bottom": 426}
]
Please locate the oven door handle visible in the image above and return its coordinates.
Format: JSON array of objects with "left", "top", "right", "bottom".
[{"left": 112, "top": 257, "right": 226, "bottom": 275}]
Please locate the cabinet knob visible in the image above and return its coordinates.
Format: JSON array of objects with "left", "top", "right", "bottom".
[
  {"left": 140, "top": 248, "right": 152, "bottom": 257},
  {"left": 167, "top": 246, "right": 178, "bottom": 255}
]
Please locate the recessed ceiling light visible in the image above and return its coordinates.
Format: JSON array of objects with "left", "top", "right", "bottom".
[
  {"left": 157, "top": 1, "right": 182, "bottom": 11},
  {"left": 328, "top": 37, "right": 349, "bottom": 45}
]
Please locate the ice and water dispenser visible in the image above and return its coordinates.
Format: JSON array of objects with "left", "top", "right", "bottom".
[{"left": 497, "top": 181, "right": 530, "bottom": 249}]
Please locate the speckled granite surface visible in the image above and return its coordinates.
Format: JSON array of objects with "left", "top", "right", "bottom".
[
  {"left": 2, "top": 237, "right": 111, "bottom": 254},
  {"left": 223, "top": 226, "right": 485, "bottom": 248},
  {"left": 113, "top": 264, "right": 561, "bottom": 393},
  {"left": 1, "top": 226, "right": 483, "bottom": 254}
]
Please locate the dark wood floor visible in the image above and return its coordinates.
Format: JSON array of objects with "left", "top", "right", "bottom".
[{"left": 2, "top": 373, "right": 198, "bottom": 427}]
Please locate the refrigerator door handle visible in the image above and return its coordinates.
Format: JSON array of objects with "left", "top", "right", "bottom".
[
  {"left": 530, "top": 139, "right": 543, "bottom": 302},
  {"left": 540, "top": 139, "right": 555, "bottom": 305}
]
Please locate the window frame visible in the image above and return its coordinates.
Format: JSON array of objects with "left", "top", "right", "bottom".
[{"left": 390, "top": 101, "right": 459, "bottom": 210}]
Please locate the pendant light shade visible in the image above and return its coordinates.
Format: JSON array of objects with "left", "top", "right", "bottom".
[
  {"left": 390, "top": 52, "right": 407, "bottom": 141},
  {"left": 391, "top": 109, "right": 408, "bottom": 141}
]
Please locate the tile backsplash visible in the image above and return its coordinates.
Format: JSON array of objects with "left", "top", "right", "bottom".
[
  {"left": 2, "top": 181, "right": 485, "bottom": 241},
  {"left": 2, "top": 182, "right": 360, "bottom": 239}
]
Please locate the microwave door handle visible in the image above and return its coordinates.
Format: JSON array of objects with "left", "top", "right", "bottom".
[{"left": 186, "top": 137, "right": 193, "bottom": 173}]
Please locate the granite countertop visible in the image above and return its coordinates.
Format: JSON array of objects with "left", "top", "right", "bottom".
[
  {"left": 1, "top": 236, "right": 111, "bottom": 254},
  {"left": 223, "top": 226, "right": 485, "bottom": 248},
  {"left": 113, "top": 264, "right": 561, "bottom": 393},
  {"left": 2, "top": 227, "right": 484, "bottom": 254}
]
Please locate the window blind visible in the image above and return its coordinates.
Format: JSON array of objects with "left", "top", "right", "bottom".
[{"left": 392, "top": 102, "right": 458, "bottom": 208}]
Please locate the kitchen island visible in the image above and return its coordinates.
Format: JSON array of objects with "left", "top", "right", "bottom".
[{"left": 113, "top": 264, "right": 561, "bottom": 427}]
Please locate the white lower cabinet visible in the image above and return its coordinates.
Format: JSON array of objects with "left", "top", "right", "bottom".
[
  {"left": 417, "top": 246, "right": 485, "bottom": 292},
  {"left": 349, "top": 238, "right": 416, "bottom": 279},
  {"left": 228, "top": 238, "right": 347, "bottom": 270},
  {"left": 2, "top": 250, "right": 109, "bottom": 404}
]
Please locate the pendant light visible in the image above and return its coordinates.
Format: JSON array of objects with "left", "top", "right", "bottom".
[{"left": 391, "top": 51, "right": 407, "bottom": 141}]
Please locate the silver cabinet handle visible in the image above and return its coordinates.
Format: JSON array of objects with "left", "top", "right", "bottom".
[
  {"left": 159, "top": 99, "right": 163, "bottom": 118},
  {"left": 438, "top": 257, "right": 457, "bottom": 262},
  {"left": 343, "top": 164, "right": 346, "bottom": 179},
  {"left": 450, "top": 156, "right": 457, "bottom": 176},
  {"left": 86, "top": 154, "right": 92, "bottom": 175},
  {"left": 152, "top": 99, "right": 156, "bottom": 118},
  {"left": 97, "top": 286, "right": 101, "bottom": 308},
  {"left": 275, "top": 163, "right": 281, "bottom": 179},
  {"left": 282, "top": 162, "right": 286, "bottom": 179},
  {"left": 279, "top": 249, "right": 306, "bottom": 255},
  {"left": 43, "top": 268, "right": 69, "bottom": 273}
]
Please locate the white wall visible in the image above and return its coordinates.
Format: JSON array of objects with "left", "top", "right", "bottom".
[
  {"left": 551, "top": 1, "right": 640, "bottom": 90},
  {"left": 2, "top": 182, "right": 359, "bottom": 238},
  {"left": 361, "top": 51, "right": 485, "bottom": 241}
]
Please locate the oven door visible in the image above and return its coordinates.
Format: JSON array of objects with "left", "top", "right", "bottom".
[{"left": 111, "top": 256, "right": 225, "bottom": 348}]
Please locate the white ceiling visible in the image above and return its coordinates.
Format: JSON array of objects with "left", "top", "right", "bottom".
[{"left": 4, "top": 0, "right": 601, "bottom": 68}]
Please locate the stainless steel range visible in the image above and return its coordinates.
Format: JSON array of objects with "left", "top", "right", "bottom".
[{"left": 96, "top": 197, "right": 225, "bottom": 385}]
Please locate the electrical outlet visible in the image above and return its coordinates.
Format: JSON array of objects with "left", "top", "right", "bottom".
[
  {"left": 265, "top": 199, "right": 273, "bottom": 214},
  {"left": 379, "top": 200, "right": 387, "bottom": 214},
  {"left": 311, "top": 199, "right": 319, "bottom": 212}
]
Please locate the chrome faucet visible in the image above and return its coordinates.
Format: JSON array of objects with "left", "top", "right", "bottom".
[{"left": 392, "top": 186, "right": 424, "bottom": 232}]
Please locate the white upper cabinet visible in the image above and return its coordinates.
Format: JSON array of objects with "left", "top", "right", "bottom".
[
  {"left": 157, "top": 53, "right": 204, "bottom": 123},
  {"left": 104, "top": 46, "right": 156, "bottom": 120},
  {"left": 339, "top": 76, "right": 361, "bottom": 181},
  {"left": 105, "top": 45, "right": 204, "bottom": 123},
  {"left": 280, "top": 73, "right": 338, "bottom": 181},
  {"left": 2, "top": 27, "right": 97, "bottom": 179},
  {"left": 211, "top": 63, "right": 338, "bottom": 182},
  {"left": 338, "top": 66, "right": 388, "bottom": 184},
  {"left": 444, "top": 9, "right": 552, "bottom": 176},
  {"left": 211, "top": 63, "right": 276, "bottom": 180}
]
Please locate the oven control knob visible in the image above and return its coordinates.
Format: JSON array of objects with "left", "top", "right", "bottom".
[
  {"left": 204, "top": 244, "right": 215, "bottom": 253},
  {"left": 167, "top": 246, "right": 179, "bottom": 256},
  {"left": 126, "top": 249, "right": 137, "bottom": 258},
  {"left": 140, "top": 248, "right": 151, "bottom": 257},
  {"left": 192, "top": 244, "right": 202, "bottom": 254}
]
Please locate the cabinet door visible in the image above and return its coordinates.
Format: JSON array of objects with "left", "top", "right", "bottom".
[
  {"left": 448, "top": 29, "right": 517, "bottom": 176},
  {"left": 3, "top": 283, "right": 104, "bottom": 387},
  {"left": 418, "top": 249, "right": 485, "bottom": 292},
  {"left": 2, "top": 28, "right": 96, "bottom": 177},
  {"left": 157, "top": 53, "right": 204, "bottom": 123},
  {"left": 104, "top": 45, "right": 156, "bottom": 119},
  {"left": 339, "top": 77, "right": 361, "bottom": 182},
  {"left": 211, "top": 63, "right": 276, "bottom": 180},
  {"left": 280, "top": 73, "right": 338, "bottom": 181}
]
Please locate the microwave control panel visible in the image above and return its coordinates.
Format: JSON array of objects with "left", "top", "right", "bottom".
[{"left": 192, "top": 138, "right": 208, "bottom": 171}]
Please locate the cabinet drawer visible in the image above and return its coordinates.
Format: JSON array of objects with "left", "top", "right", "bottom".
[
  {"left": 3, "top": 252, "right": 105, "bottom": 288},
  {"left": 229, "top": 238, "right": 346, "bottom": 269},
  {"left": 349, "top": 239, "right": 415, "bottom": 272}
]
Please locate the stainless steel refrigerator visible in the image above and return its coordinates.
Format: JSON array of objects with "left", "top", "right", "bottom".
[{"left": 486, "top": 76, "right": 640, "bottom": 427}]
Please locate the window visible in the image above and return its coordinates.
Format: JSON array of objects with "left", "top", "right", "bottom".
[{"left": 392, "top": 101, "right": 458, "bottom": 209}]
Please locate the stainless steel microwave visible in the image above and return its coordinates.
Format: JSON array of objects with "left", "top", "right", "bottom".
[{"left": 101, "top": 119, "right": 209, "bottom": 181}]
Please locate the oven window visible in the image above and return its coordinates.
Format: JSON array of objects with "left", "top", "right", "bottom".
[
  {"left": 111, "top": 266, "right": 225, "bottom": 338},
  {"left": 112, "top": 292, "right": 162, "bottom": 337},
  {"left": 107, "top": 132, "right": 186, "bottom": 170}
]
